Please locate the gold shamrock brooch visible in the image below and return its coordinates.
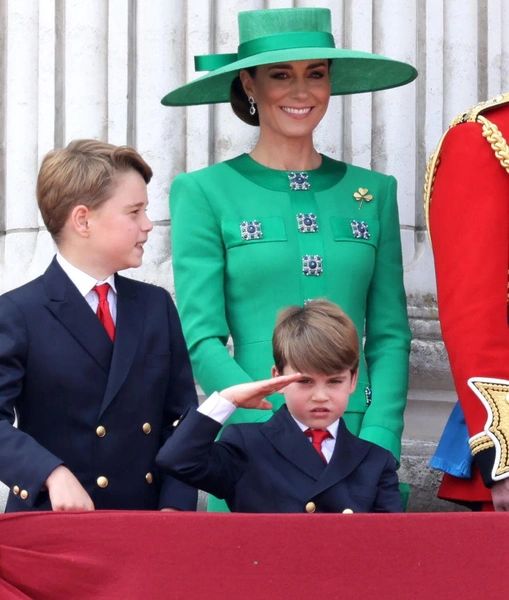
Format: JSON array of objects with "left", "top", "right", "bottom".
[{"left": 353, "top": 188, "right": 373, "bottom": 209}]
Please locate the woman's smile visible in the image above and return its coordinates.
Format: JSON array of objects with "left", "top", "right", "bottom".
[{"left": 281, "top": 106, "right": 313, "bottom": 117}]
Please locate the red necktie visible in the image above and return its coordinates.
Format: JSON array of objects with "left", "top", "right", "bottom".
[
  {"left": 93, "top": 283, "right": 115, "bottom": 341},
  {"left": 305, "top": 429, "right": 332, "bottom": 462}
]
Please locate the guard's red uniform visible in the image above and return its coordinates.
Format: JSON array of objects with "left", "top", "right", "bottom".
[{"left": 427, "top": 94, "right": 509, "bottom": 503}]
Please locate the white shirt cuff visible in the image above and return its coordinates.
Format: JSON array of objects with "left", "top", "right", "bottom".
[{"left": 197, "top": 391, "right": 237, "bottom": 424}]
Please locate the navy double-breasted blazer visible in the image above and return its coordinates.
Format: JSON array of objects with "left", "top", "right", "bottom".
[
  {"left": 0, "top": 258, "right": 198, "bottom": 512},
  {"left": 156, "top": 404, "right": 402, "bottom": 513}
]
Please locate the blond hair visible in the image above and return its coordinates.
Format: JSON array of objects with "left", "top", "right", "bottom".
[
  {"left": 37, "top": 139, "right": 153, "bottom": 241},
  {"left": 273, "top": 300, "right": 359, "bottom": 375}
]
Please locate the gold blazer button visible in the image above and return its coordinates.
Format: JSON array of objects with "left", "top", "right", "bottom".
[
  {"left": 142, "top": 422, "right": 152, "bottom": 434},
  {"left": 20, "top": 490, "right": 29, "bottom": 500},
  {"left": 97, "top": 476, "right": 109, "bottom": 488},
  {"left": 145, "top": 473, "right": 154, "bottom": 484},
  {"left": 96, "top": 425, "right": 106, "bottom": 437},
  {"left": 305, "top": 501, "right": 316, "bottom": 513}
]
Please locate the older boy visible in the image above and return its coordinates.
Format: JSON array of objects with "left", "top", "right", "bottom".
[
  {"left": 157, "top": 300, "right": 403, "bottom": 513},
  {"left": 0, "top": 139, "right": 198, "bottom": 512}
]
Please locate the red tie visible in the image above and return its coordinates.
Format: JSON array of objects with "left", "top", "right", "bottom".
[
  {"left": 93, "top": 283, "right": 115, "bottom": 341},
  {"left": 305, "top": 429, "right": 332, "bottom": 462}
]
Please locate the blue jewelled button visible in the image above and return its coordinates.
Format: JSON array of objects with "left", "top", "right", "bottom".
[
  {"left": 240, "top": 220, "right": 263, "bottom": 241},
  {"left": 288, "top": 172, "right": 310, "bottom": 191},
  {"left": 350, "top": 219, "right": 371, "bottom": 240},
  {"left": 296, "top": 213, "right": 318, "bottom": 233},
  {"left": 302, "top": 255, "right": 323, "bottom": 276}
]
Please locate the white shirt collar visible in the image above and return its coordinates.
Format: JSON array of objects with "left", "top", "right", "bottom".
[
  {"left": 56, "top": 253, "right": 117, "bottom": 297},
  {"left": 290, "top": 413, "right": 340, "bottom": 439}
]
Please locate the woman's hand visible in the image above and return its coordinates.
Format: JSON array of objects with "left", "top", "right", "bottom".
[{"left": 220, "top": 373, "right": 301, "bottom": 410}]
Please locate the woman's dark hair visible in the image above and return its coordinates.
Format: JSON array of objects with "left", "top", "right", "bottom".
[{"left": 230, "top": 67, "right": 259, "bottom": 126}]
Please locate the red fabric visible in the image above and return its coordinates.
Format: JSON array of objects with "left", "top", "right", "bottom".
[
  {"left": 429, "top": 104, "right": 509, "bottom": 501},
  {"left": 305, "top": 428, "right": 331, "bottom": 461},
  {"left": 0, "top": 511, "right": 508, "bottom": 600},
  {"left": 438, "top": 465, "right": 492, "bottom": 503},
  {"left": 93, "top": 284, "right": 115, "bottom": 341}
]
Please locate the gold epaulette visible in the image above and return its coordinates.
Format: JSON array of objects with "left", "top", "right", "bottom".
[
  {"left": 468, "top": 378, "right": 509, "bottom": 481},
  {"left": 424, "top": 93, "right": 509, "bottom": 240}
]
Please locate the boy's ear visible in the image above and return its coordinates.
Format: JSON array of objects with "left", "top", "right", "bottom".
[
  {"left": 349, "top": 369, "right": 359, "bottom": 394},
  {"left": 271, "top": 366, "right": 279, "bottom": 378},
  {"left": 71, "top": 205, "right": 91, "bottom": 237}
]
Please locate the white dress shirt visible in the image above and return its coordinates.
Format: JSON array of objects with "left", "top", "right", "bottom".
[
  {"left": 198, "top": 392, "right": 339, "bottom": 463},
  {"left": 56, "top": 253, "right": 117, "bottom": 323}
]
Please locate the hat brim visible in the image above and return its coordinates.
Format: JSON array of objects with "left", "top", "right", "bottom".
[{"left": 161, "top": 48, "right": 417, "bottom": 106}]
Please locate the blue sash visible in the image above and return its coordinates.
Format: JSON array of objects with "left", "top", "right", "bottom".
[{"left": 429, "top": 401, "right": 473, "bottom": 478}]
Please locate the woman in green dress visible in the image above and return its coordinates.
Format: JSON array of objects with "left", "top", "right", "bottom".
[{"left": 162, "top": 7, "right": 417, "bottom": 511}]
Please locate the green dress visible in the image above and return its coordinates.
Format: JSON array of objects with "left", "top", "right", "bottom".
[{"left": 170, "top": 154, "right": 411, "bottom": 511}]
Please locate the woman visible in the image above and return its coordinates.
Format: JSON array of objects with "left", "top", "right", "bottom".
[{"left": 162, "top": 7, "right": 417, "bottom": 511}]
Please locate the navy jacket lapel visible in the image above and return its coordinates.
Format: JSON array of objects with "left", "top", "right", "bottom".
[
  {"left": 261, "top": 406, "right": 326, "bottom": 481},
  {"left": 99, "top": 275, "right": 142, "bottom": 415},
  {"left": 43, "top": 258, "right": 113, "bottom": 372},
  {"left": 313, "top": 419, "right": 370, "bottom": 496}
]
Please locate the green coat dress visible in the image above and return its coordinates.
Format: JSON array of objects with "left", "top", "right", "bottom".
[{"left": 170, "top": 153, "right": 411, "bottom": 511}]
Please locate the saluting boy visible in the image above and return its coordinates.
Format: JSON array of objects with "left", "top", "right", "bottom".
[
  {"left": 0, "top": 139, "right": 199, "bottom": 512},
  {"left": 157, "top": 300, "right": 403, "bottom": 513}
]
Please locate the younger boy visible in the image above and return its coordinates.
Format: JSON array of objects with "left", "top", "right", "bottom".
[
  {"left": 156, "top": 300, "right": 403, "bottom": 513},
  {"left": 0, "top": 139, "right": 198, "bottom": 512}
]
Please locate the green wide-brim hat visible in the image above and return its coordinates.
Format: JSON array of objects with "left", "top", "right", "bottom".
[{"left": 161, "top": 7, "right": 417, "bottom": 107}]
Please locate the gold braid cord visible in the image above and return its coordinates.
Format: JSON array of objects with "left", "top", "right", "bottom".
[
  {"left": 479, "top": 115, "right": 509, "bottom": 176},
  {"left": 469, "top": 380, "right": 509, "bottom": 479},
  {"left": 470, "top": 435, "right": 494, "bottom": 455},
  {"left": 424, "top": 93, "right": 509, "bottom": 245},
  {"left": 423, "top": 139, "right": 443, "bottom": 236}
]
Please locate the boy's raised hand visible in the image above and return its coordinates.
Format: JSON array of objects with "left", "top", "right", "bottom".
[
  {"left": 220, "top": 373, "right": 301, "bottom": 410},
  {"left": 45, "top": 465, "right": 95, "bottom": 511}
]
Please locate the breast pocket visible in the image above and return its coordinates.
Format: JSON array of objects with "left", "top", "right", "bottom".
[
  {"left": 329, "top": 217, "right": 380, "bottom": 281},
  {"left": 330, "top": 217, "right": 380, "bottom": 249},
  {"left": 222, "top": 217, "right": 288, "bottom": 250}
]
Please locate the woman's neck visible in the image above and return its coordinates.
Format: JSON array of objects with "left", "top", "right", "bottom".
[{"left": 249, "top": 132, "right": 322, "bottom": 171}]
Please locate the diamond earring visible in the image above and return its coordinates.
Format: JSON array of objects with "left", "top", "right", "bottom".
[{"left": 248, "top": 96, "right": 256, "bottom": 116}]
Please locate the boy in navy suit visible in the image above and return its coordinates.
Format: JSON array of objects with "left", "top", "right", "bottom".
[
  {"left": 157, "top": 300, "right": 403, "bottom": 513},
  {"left": 0, "top": 139, "right": 200, "bottom": 512}
]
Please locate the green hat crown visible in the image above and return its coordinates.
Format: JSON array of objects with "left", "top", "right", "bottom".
[
  {"left": 238, "top": 7, "right": 333, "bottom": 50},
  {"left": 236, "top": 8, "right": 334, "bottom": 62},
  {"left": 162, "top": 7, "right": 417, "bottom": 107},
  {"left": 239, "top": 7, "right": 332, "bottom": 41},
  {"left": 195, "top": 8, "right": 335, "bottom": 73}
]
